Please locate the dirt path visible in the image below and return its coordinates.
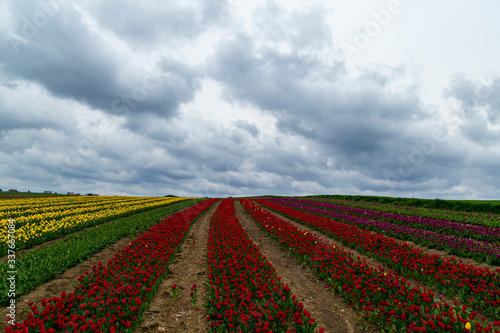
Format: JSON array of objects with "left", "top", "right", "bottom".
[
  {"left": 136, "top": 201, "right": 221, "bottom": 333},
  {"left": 253, "top": 201, "right": 424, "bottom": 290},
  {"left": 0, "top": 205, "right": 192, "bottom": 331},
  {"left": 0, "top": 236, "right": 132, "bottom": 331},
  {"left": 234, "top": 201, "right": 380, "bottom": 333},
  {"left": 252, "top": 201, "right": 500, "bottom": 326}
]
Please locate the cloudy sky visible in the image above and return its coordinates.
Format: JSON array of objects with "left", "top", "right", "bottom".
[{"left": 1, "top": 0, "right": 499, "bottom": 199}]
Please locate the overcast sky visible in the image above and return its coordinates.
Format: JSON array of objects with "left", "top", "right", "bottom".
[{"left": 1, "top": 0, "right": 499, "bottom": 199}]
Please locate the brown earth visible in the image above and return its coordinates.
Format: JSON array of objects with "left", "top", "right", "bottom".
[
  {"left": 135, "top": 198, "right": 380, "bottom": 333},
  {"left": 254, "top": 201, "right": 465, "bottom": 302},
  {"left": 252, "top": 200, "right": 499, "bottom": 327},
  {"left": 234, "top": 201, "right": 380, "bottom": 333},
  {"left": 136, "top": 200, "right": 221, "bottom": 333},
  {"left": 0, "top": 205, "right": 193, "bottom": 331}
]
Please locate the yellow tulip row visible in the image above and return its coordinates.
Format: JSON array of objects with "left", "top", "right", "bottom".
[
  {"left": 0, "top": 197, "right": 161, "bottom": 226},
  {"left": 0, "top": 195, "right": 133, "bottom": 213},
  {"left": 0, "top": 196, "right": 189, "bottom": 251}
]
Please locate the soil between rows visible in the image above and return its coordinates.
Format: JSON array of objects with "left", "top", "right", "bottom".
[
  {"left": 234, "top": 201, "right": 380, "bottom": 333},
  {"left": 253, "top": 200, "right": 500, "bottom": 328},
  {"left": 254, "top": 201, "right": 465, "bottom": 302},
  {"left": 135, "top": 200, "right": 221, "bottom": 333}
]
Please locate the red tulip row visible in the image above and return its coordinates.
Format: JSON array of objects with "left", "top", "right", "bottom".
[
  {"left": 274, "top": 198, "right": 500, "bottom": 265},
  {"left": 287, "top": 198, "right": 500, "bottom": 243},
  {"left": 206, "top": 199, "right": 322, "bottom": 333},
  {"left": 5, "top": 199, "right": 218, "bottom": 333},
  {"left": 254, "top": 198, "right": 500, "bottom": 319},
  {"left": 241, "top": 199, "right": 500, "bottom": 332}
]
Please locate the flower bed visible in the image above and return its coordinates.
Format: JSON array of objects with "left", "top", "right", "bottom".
[
  {"left": 307, "top": 197, "right": 500, "bottom": 226},
  {"left": 0, "top": 196, "right": 189, "bottom": 253},
  {"left": 242, "top": 199, "right": 499, "bottom": 332},
  {"left": 256, "top": 198, "right": 500, "bottom": 319},
  {"left": 0, "top": 199, "right": 202, "bottom": 305},
  {"left": 286, "top": 198, "right": 500, "bottom": 243},
  {"left": 271, "top": 198, "right": 500, "bottom": 265},
  {"left": 5, "top": 199, "right": 218, "bottom": 333},
  {"left": 206, "top": 199, "right": 321, "bottom": 333}
]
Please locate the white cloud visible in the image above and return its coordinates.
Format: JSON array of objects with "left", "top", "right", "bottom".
[{"left": 1, "top": 0, "right": 499, "bottom": 199}]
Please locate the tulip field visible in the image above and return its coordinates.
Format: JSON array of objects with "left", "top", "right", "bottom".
[
  {"left": 206, "top": 200, "right": 319, "bottom": 332},
  {"left": 0, "top": 196, "right": 191, "bottom": 253},
  {"left": 2, "top": 195, "right": 500, "bottom": 332}
]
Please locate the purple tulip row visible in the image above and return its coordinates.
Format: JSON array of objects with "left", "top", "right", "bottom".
[
  {"left": 315, "top": 198, "right": 500, "bottom": 226},
  {"left": 286, "top": 198, "right": 500, "bottom": 243},
  {"left": 269, "top": 198, "right": 500, "bottom": 265}
]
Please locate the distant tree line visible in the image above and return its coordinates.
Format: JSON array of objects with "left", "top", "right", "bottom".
[{"left": 311, "top": 194, "right": 500, "bottom": 214}]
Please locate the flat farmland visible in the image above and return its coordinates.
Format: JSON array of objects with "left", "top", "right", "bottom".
[{"left": 2, "top": 196, "right": 500, "bottom": 332}]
